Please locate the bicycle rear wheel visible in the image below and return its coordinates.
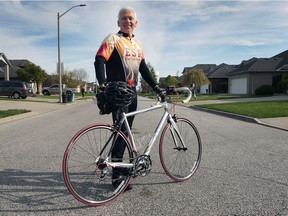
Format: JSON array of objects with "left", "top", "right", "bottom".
[
  {"left": 62, "top": 124, "right": 134, "bottom": 206},
  {"left": 159, "top": 118, "right": 201, "bottom": 182}
]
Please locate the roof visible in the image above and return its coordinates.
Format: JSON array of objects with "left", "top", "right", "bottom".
[
  {"left": 182, "top": 64, "right": 217, "bottom": 75},
  {"left": 227, "top": 50, "right": 288, "bottom": 76},
  {"left": 273, "top": 50, "right": 288, "bottom": 71},
  {"left": 207, "top": 63, "right": 238, "bottom": 78},
  {"left": 0, "top": 53, "right": 12, "bottom": 67},
  {"left": 0, "top": 59, "right": 32, "bottom": 78}
]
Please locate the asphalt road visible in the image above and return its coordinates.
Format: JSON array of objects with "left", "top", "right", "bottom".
[{"left": 0, "top": 97, "right": 288, "bottom": 215}]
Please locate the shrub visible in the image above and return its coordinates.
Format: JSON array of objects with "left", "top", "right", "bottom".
[
  {"left": 254, "top": 85, "right": 274, "bottom": 96},
  {"left": 278, "top": 79, "right": 288, "bottom": 94},
  {"left": 218, "top": 82, "right": 228, "bottom": 93},
  {"left": 277, "top": 75, "right": 288, "bottom": 94}
]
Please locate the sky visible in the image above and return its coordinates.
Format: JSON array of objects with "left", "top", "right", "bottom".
[{"left": 1, "top": 0, "right": 288, "bottom": 83}]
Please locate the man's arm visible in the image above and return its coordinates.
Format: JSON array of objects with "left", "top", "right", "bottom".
[
  {"left": 94, "top": 56, "right": 106, "bottom": 86},
  {"left": 139, "top": 59, "right": 157, "bottom": 88}
]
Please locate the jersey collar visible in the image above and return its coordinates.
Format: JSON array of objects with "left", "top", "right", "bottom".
[{"left": 118, "top": 31, "right": 135, "bottom": 38}]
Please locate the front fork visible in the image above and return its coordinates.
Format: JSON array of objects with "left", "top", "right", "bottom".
[{"left": 168, "top": 114, "right": 187, "bottom": 151}]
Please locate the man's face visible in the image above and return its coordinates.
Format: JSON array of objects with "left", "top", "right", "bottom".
[{"left": 118, "top": 10, "right": 137, "bottom": 36}]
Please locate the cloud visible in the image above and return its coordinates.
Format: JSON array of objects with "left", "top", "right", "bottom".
[{"left": 1, "top": 1, "right": 288, "bottom": 81}]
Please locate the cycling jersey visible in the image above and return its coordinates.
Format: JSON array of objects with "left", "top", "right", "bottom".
[{"left": 95, "top": 31, "right": 156, "bottom": 88}]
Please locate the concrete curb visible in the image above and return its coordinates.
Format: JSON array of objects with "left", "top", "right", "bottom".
[{"left": 0, "top": 111, "right": 39, "bottom": 124}]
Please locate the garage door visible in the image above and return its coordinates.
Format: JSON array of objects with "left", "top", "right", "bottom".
[{"left": 230, "top": 77, "right": 247, "bottom": 94}]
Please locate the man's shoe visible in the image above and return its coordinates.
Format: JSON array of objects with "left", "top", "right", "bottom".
[
  {"left": 125, "top": 184, "right": 133, "bottom": 191},
  {"left": 112, "top": 180, "right": 133, "bottom": 191}
]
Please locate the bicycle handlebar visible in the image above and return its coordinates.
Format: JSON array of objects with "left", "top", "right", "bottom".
[{"left": 175, "top": 87, "right": 192, "bottom": 103}]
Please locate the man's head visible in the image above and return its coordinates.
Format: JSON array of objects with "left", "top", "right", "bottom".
[{"left": 117, "top": 7, "right": 138, "bottom": 37}]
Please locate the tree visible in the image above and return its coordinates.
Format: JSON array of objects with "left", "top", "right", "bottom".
[
  {"left": 165, "top": 75, "right": 178, "bottom": 87},
  {"left": 218, "top": 82, "right": 228, "bottom": 93},
  {"left": 73, "top": 68, "right": 89, "bottom": 81},
  {"left": 278, "top": 75, "right": 288, "bottom": 94},
  {"left": 44, "top": 68, "right": 89, "bottom": 89},
  {"left": 17, "top": 63, "right": 48, "bottom": 94},
  {"left": 181, "top": 68, "right": 210, "bottom": 88},
  {"left": 43, "top": 75, "right": 59, "bottom": 87},
  {"left": 140, "top": 62, "right": 157, "bottom": 93},
  {"left": 61, "top": 68, "right": 88, "bottom": 88}
]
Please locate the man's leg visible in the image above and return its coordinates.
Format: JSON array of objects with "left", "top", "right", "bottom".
[{"left": 111, "top": 94, "right": 137, "bottom": 188}]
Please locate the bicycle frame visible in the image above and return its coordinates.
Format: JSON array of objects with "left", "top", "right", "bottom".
[
  {"left": 122, "top": 101, "right": 171, "bottom": 156},
  {"left": 120, "top": 93, "right": 191, "bottom": 155},
  {"left": 103, "top": 87, "right": 192, "bottom": 169}
]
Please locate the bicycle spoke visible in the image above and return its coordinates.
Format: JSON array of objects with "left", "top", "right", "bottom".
[{"left": 63, "top": 124, "right": 134, "bottom": 206}]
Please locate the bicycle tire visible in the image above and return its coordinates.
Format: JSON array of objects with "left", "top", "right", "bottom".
[
  {"left": 159, "top": 118, "right": 202, "bottom": 182},
  {"left": 62, "top": 124, "right": 134, "bottom": 206}
]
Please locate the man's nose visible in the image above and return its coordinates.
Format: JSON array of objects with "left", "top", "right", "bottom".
[{"left": 123, "top": 17, "right": 131, "bottom": 22}]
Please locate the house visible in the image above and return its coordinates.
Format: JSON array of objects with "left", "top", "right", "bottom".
[
  {"left": 0, "top": 54, "right": 35, "bottom": 92},
  {"left": 0, "top": 53, "right": 12, "bottom": 80},
  {"left": 205, "top": 63, "right": 237, "bottom": 93},
  {"left": 180, "top": 64, "right": 217, "bottom": 93},
  {"left": 181, "top": 64, "right": 237, "bottom": 94},
  {"left": 227, "top": 50, "right": 288, "bottom": 94},
  {"left": 0, "top": 56, "right": 32, "bottom": 81}
]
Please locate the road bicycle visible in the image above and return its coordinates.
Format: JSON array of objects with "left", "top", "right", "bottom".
[{"left": 62, "top": 87, "right": 202, "bottom": 206}]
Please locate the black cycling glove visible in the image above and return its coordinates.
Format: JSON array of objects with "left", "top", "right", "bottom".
[{"left": 153, "top": 85, "right": 166, "bottom": 95}]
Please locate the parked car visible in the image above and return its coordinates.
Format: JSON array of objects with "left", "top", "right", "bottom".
[
  {"left": 0, "top": 80, "right": 33, "bottom": 99},
  {"left": 42, "top": 84, "right": 76, "bottom": 95}
]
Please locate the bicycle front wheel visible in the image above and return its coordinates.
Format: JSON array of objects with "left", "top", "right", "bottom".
[
  {"left": 62, "top": 124, "right": 134, "bottom": 206},
  {"left": 159, "top": 118, "right": 202, "bottom": 182}
]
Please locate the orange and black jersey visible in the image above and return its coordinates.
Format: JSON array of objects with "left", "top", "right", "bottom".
[{"left": 94, "top": 31, "right": 156, "bottom": 88}]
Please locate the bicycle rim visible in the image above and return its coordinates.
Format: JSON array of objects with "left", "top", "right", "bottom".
[
  {"left": 159, "top": 118, "right": 202, "bottom": 182},
  {"left": 62, "top": 124, "right": 134, "bottom": 206}
]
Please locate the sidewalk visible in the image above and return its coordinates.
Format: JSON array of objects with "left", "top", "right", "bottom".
[
  {"left": 183, "top": 95, "right": 288, "bottom": 132},
  {"left": 0, "top": 97, "right": 77, "bottom": 124}
]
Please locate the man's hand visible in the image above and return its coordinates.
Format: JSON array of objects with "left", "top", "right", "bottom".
[
  {"left": 153, "top": 85, "right": 166, "bottom": 96},
  {"left": 99, "top": 83, "right": 107, "bottom": 91}
]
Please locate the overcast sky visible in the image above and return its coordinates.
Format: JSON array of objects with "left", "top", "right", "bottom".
[{"left": 1, "top": 0, "right": 288, "bottom": 82}]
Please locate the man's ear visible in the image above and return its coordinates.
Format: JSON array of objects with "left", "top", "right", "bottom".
[{"left": 117, "top": 21, "right": 120, "bottom": 27}]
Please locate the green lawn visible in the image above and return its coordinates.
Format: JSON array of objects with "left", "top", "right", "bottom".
[
  {"left": 192, "top": 94, "right": 256, "bottom": 100},
  {"left": 139, "top": 93, "right": 256, "bottom": 101},
  {"left": 35, "top": 93, "right": 94, "bottom": 101},
  {"left": 0, "top": 109, "right": 31, "bottom": 118},
  {"left": 198, "top": 100, "right": 288, "bottom": 118}
]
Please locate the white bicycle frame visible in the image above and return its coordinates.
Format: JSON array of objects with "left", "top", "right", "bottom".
[
  {"left": 103, "top": 87, "right": 192, "bottom": 169},
  {"left": 116, "top": 87, "right": 192, "bottom": 158}
]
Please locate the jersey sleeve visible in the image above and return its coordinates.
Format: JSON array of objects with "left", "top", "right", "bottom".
[
  {"left": 96, "top": 34, "right": 116, "bottom": 61},
  {"left": 139, "top": 59, "right": 157, "bottom": 88}
]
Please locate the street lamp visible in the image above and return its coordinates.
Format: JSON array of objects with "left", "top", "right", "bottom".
[{"left": 57, "top": 4, "right": 86, "bottom": 103}]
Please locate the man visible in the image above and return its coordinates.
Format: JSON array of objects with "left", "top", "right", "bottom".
[
  {"left": 94, "top": 6, "right": 161, "bottom": 190},
  {"left": 190, "top": 83, "right": 197, "bottom": 100}
]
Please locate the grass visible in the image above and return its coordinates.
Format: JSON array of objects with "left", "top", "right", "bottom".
[
  {"left": 139, "top": 92, "right": 288, "bottom": 118},
  {"left": 139, "top": 92, "right": 256, "bottom": 101},
  {"left": 34, "top": 93, "right": 94, "bottom": 101},
  {"left": 193, "top": 94, "right": 256, "bottom": 100},
  {"left": 0, "top": 109, "right": 31, "bottom": 118},
  {"left": 0, "top": 93, "right": 94, "bottom": 102},
  {"left": 198, "top": 100, "right": 288, "bottom": 118}
]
